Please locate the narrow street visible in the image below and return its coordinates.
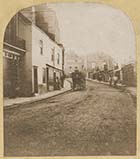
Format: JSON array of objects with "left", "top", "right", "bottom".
[{"left": 4, "top": 80, "right": 136, "bottom": 156}]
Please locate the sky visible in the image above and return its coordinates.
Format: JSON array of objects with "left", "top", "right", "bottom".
[{"left": 48, "top": 3, "right": 136, "bottom": 64}]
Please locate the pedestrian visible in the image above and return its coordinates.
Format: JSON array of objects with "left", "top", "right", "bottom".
[
  {"left": 113, "top": 75, "right": 118, "bottom": 87},
  {"left": 109, "top": 74, "right": 113, "bottom": 86},
  {"left": 71, "top": 71, "right": 76, "bottom": 89},
  {"left": 55, "top": 77, "right": 61, "bottom": 90},
  {"left": 79, "top": 71, "right": 86, "bottom": 89},
  {"left": 60, "top": 73, "right": 65, "bottom": 88}
]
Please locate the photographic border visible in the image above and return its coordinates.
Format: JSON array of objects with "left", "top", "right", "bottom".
[{"left": 0, "top": 0, "right": 139, "bottom": 158}]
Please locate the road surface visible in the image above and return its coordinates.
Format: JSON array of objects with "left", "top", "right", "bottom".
[{"left": 4, "top": 80, "right": 136, "bottom": 156}]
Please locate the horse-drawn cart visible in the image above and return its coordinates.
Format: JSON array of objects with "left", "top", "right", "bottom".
[{"left": 71, "top": 71, "right": 86, "bottom": 91}]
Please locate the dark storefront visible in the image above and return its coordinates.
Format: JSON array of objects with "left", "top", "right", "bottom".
[
  {"left": 46, "top": 64, "right": 62, "bottom": 91},
  {"left": 3, "top": 50, "right": 21, "bottom": 98},
  {"left": 3, "top": 12, "right": 27, "bottom": 98}
]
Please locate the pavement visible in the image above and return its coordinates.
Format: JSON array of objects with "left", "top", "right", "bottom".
[
  {"left": 87, "top": 78, "right": 136, "bottom": 97},
  {"left": 4, "top": 79, "right": 71, "bottom": 108},
  {"left": 4, "top": 78, "right": 136, "bottom": 108}
]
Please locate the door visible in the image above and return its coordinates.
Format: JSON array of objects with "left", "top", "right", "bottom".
[
  {"left": 33, "top": 66, "right": 38, "bottom": 93},
  {"left": 46, "top": 67, "right": 49, "bottom": 91},
  {"left": 53, "top": 72, "right": 56, "bottom": 90}
]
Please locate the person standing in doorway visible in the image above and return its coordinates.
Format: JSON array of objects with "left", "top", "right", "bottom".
[
  {"left": 55, "top": 77, "right": 61, "bottom": 90},
  {"left": 60, "top": 73, "right": 65, "bottom": 88}
]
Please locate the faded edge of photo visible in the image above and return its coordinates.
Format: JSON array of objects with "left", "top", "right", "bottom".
[{"left": 0, "top": 1, "right": 139, "bottom": 158}]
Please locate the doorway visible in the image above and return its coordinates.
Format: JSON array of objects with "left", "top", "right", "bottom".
[
  {"left": 46, "top": 67, "right": 49, "bottom": 91},
  {"left": 53, "top": 71, "right": 56, "bottom": 90},
  {"left": 33, "top": 66, "right": 38, "bottom": 93}
]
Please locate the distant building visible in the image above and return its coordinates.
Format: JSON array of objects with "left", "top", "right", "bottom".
[
  {"left": 86, "top": 53, "right": 114, "bottom": 81},
  {"left": 121, "top": 62, "right": 136, "bottom": 86},
  {"left": 86, "top": 52, "right": 136, "bottom": 86},
  {"left": 86, "top": 53, "right": 114, "bottom": 72},
  {"left": 64, "top": 50, "right": 84, "bottom": 77},
  {"left": 3, "top": 8, "right": 64, "bottom": 98}
]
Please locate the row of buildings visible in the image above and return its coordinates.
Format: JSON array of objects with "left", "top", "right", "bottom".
[
  {"left": 3, "top": 5, "right": 65, "bottom": 98},
  {"left": 86, "top": 53, "right": 136, "bottom": 86},
  {"left": 64, "top": 51, "right": 136, "bottom": 87}
]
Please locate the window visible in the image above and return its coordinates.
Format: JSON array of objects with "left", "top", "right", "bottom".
[
  {"left": 51, "top": 48, "right": 55, "bottom": 61},
  {"left": 57, "top": 53, "right": 60, "bottom": 64},
  {"left": 39, "top": 40, "right": 43, "bottom": 55},
  {"left": 42, "top": 68, "right": 45, "bottom": 83}
]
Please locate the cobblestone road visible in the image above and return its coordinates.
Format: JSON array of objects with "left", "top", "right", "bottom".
[{"left": 4, "top": 80, "right": 136, "bottom": 156}]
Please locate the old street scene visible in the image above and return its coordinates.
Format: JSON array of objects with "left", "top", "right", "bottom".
[{"left": 3, "top": 3, "right": 136, "bottom": 156}]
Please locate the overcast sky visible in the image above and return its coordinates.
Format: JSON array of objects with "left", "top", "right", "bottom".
[{"left": 48, "top": 3, "right": 136, "bottom": 64}]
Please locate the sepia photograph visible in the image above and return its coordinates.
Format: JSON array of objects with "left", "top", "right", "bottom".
[{"left": 1, "top": 1, "right": 138, "bottom": 157}]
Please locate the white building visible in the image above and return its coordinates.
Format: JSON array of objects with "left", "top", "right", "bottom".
[{"left": 32, "top": 24, "right": 64, "bottom": 93}]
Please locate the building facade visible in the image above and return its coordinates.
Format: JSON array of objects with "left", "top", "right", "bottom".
[
  {"left": 3, "top": 13, "right": 32, "bottom": 98},
  {"left": 64, "top": 50, "right": 84, "bottom": 77},
  {"left": 121, "top": 62, "right": 136, "bottom": 86},
  {"left": 3, "top": 9, "right": 64, "bottom": 98},
  {"left": 86, "top": 53, "right": 114, "bottom": 81},
  {"left": 32, "top": 24, "right": 64, "bottom": 93}
]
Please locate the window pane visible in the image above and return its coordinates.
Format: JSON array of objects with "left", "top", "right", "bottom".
[{"left": 40, "top": 40, "right": 43, "bottom": 55}]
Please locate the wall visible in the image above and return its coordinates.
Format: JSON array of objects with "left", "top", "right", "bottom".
[
  {"left": 31, "top": 24, "right": 63, "bottom": 93},
  {"left": 3, "top": 13, "right": 33, "bottom": 97},
  {"left": 122, "top": 63, "right": 136, "bottom": 86},
  {"left": 18, "top": 14, "right": 33, "bottom": 96}
]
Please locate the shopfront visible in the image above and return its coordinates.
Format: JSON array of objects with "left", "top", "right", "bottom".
[{"left": 3, "top": 49, "right": 21, "bottom": 98}]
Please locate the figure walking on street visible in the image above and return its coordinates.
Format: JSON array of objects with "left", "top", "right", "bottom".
[
  {"left": 113, "top": 75, "right": 118, "bottom": 87},
  {"left": 109, "top": 74, "right": 113, "bottom": 86}
]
